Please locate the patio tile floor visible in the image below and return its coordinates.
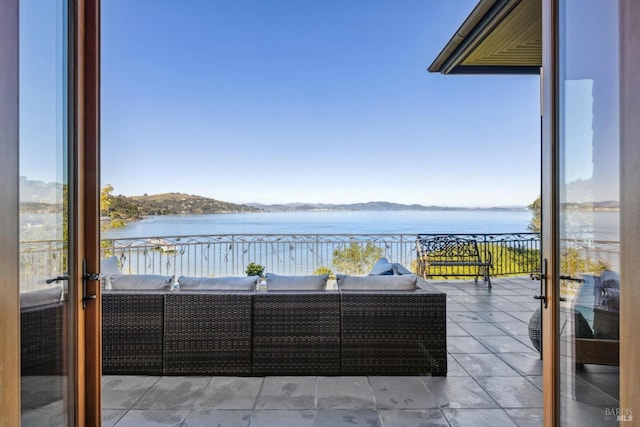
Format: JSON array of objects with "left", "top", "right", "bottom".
[{"left": 90, "top": 277, "right": 617, "bottom": 426}]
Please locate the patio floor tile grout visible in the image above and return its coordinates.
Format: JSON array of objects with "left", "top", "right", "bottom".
[{"left": 95, "top": 277, "right": 615, "bottom": 426}]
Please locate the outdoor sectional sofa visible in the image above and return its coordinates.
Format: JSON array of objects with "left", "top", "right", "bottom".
[{"left": 101, "top": 274, "right": 447, "bottom": 376}]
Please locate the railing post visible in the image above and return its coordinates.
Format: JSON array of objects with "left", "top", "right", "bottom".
[
  {"left": 483, "top": 234, "right": 488, "bottom": 265},
  {"left": 315, "top": 235, "right": 320, "bottom": 274},
  {"left": 231, "top": 235, "right": 235, "bottom": 276}
]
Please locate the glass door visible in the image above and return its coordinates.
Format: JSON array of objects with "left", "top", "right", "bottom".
[
  {"left": 555, "top": 0, "right": 620, "bottom": 425},
  {"left": 19, "top": 0, "right": 75, "bottom": 425}
]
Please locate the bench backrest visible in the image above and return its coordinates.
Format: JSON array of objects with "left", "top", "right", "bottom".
[{"left": 416, "top": 235, "right": 482, "bottom": 262}]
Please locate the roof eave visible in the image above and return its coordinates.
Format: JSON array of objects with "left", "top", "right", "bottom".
[{"left": 429, "top": 0, "right": 540, "bottom": 75}]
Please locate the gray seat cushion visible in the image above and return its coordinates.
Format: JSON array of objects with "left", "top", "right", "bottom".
[
  {"left": 338, "top": 274, "right": 417, "bottom": 290},
  {"left": 20, "top": 286, "right": 63, "bottom": 308},
  {"left": 177, "top": 276, "right": 259, "bottom": 291},
  {"left": 266, "top": 273, "right": 328, "bottom": 291},
  {"left": 109, "top": 274, "right": 174, "bottom": 290}
]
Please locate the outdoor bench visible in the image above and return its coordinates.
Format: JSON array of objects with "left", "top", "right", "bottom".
[{"left": 416, "top": 234, "right": 493, "bottom": 288}]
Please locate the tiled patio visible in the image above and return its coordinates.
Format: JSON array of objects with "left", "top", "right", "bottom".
[
  {"left": 99, "top": 277, "right": 547, "bottom": 427},
  {"left": 23, "top": 277, "right": 619, "bottom": 426}
]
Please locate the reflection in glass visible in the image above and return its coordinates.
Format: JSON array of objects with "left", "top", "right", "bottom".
[
  {"left": 19, "top": 0, "right": 69, "bottom": 425},
  {"left": 558, "top": 0, "right": 619, "bottom": 426}
]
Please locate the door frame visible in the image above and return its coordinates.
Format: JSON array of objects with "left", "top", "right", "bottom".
[
  {"left": 72, "top": 0, "right": 102, "bottom": 425},
  {"left": 542, "top": 0, "right": 640, "bottom": 425},
  {"left": 619, "top": 0, "right": 640, "bottom": 417},
  {"left": 0, "top": 0, "right": 21, "bottom": 424},
  {"left": 541, "top": 0, "right": 560, "bottom": 423},
  {"left": 0, "top": 0, "right": 101, "bottom": 424}
]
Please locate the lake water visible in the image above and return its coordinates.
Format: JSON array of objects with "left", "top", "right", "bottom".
[
  {"left": 98, "top": 209, "right": 620, "bottom": 276},
  {"left": 102, "top": 210, "right": 535, "bottom": 239},
  {"left": 21, "top": 209, "right": 620, "bottom": 277},
  {"left": 21, "top": 209, "right": 620, "bottom": 243}
]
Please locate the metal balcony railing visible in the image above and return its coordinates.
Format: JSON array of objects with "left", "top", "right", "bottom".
[
  {"left": 19, "top": 232, "right": 618, "bottom": 284},
  {"left": 100, "top": 234, "right": 417, "bottom": 277}
]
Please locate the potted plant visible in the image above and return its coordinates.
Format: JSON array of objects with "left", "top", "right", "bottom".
[{"left": 245, "top": 262, "right": 265, "bottom": 278}]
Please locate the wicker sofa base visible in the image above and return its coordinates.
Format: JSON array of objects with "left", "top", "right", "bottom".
[
  {"left": 164, "top": 293, "right": 253, "bottom": 375},
  {"left": 21, "top": 302, "right": 65, "bottom": 376},
  {"left": 253, "top": 291, "right": 341, "bottom": 375},
  {"left": 102, "top": 292, "right": 164, "bottom": 375},
  {"left": 102, "top": 284, "right": 446, "bottom": 376},
  {"left": 341, "top": 292, "right": 447, "bottom": 376}
]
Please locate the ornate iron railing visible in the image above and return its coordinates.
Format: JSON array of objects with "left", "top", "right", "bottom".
[
  {"left": 100, "top": 234, "right": 417, "bottom": 277},
  {"left": 482, "top": 233, "right": 541, "bottom": 276},
  {"left": 23, "top": 232, "right": 621, "bottom": 282},
  {"left": 19, "top": 240, "right": 67, "bottom": 291}
]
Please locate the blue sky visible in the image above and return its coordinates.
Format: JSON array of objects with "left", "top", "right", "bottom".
[{"left": 101, "top": 1, "right": 537, "bottom": 206}]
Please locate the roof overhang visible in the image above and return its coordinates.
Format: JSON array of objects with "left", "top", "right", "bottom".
[{"left": 429, "top": 0, "right": 541, "bottom": 75}]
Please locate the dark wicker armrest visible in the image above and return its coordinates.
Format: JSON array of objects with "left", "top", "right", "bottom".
[
  {"left": 340, "top": 285, "right": 447, "bottom": 376},
  {"left": 102, "top": 290, "right": 166, "bottom": 375}
]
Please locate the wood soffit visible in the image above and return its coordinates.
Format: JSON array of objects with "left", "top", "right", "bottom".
[{"left": 429, "top": 0, "right": 542, "bottom": 75}]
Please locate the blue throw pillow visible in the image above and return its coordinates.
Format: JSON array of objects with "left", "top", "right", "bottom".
[
  {"left": 392, "top": 263, "right": 413, "bottom": 275},
  {"left": 368, "top": 258, "right": 395, "bottom": 275}
]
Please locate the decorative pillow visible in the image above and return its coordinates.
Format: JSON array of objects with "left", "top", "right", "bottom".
[
  {"left": 337, "top": 274, "right": 417, "bottom": 290},
  {"left": 178, "top": 276, "right": 259, "bottom": 291},
  {"left": 601, "top": 288, "right": 620, "bottom": 312},
  {"left": 392, "top": 263, "right": 413, "bottom": 275},
  {"left": 101, "top": 256, "right": 121, "bottom": 275},
  {"left": 109, "top": 274, "right": 174, "bottom": 290},
  {"left": 266, "top": 273, "right": 328, "bottom": 291},
  {"left": 368, "top": 258, "right": 395, "bottom": 275},
  {"left": 600, "top": 270, "right": 620, "bottom": 289},
  {"left": 100, "top": 256, "right": 121, "bottom": 289},
  {"left": 20, "top": 286, "right": 63, "bottom": 308}
]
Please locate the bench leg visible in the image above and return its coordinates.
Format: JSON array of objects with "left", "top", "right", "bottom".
[{"left": 484, "top": 267, "right": 491, "bottom": 288}]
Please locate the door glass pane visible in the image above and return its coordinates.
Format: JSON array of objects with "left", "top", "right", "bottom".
[
  {"left": 19, "top": 0, "right": 71, "bottom": 425},
  {"left": 558, "top": 0, "right": 620, "bottom": 425}
]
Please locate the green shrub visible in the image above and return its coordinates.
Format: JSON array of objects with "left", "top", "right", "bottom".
[
  {"left": 313, "top": 266, "right": 333, "bottom": 275},
  {"left": 560, "top": 248, "right": 609, "bottom": 276},
  {"left": 313, "top": 266, "right": 335, "bottom": 280},
  {"left": 245, "top": 262, "right": 265, "bottom": 277},
  {"left": 332, "top": 242, "right": 384, "bottom": 275}
]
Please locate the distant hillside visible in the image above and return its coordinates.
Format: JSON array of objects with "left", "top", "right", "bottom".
[
  {"left": 19, "top": 176, "right": 63, "bottom": 204},
  {"left": 248, "top": 201, "right": 528, "bottom": 212},
  {"left": 132, "top": 193, "right": 260, "bottom": 215},
  {"left": 561, "top": 201, "right": 619, "bottom": 210},
  {"left": 106, "top": 193, "right": 260, "bottom": 218},
  {"left": 19, "top": 202, "right": 62, "bottom": 214}
]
